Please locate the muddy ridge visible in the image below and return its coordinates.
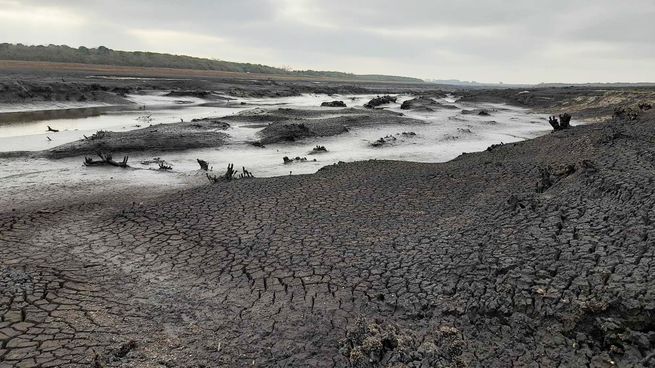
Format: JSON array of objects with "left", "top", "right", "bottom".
[
  {"left": 458, "top": 86, "right": 655, "bottom": 121},
  {"left": 222, "top": 107, "right": 424, "bottom": 144},
  {"left": 44, "top": 118, "right": 230, "bottom": 158},
  {"left": 0, "top": 80, "right": 133, "bottom": 105},
  {"left": 0, "top": 69, "right": 445, "bottom": 104},
  {"left": 400, "top": 96, "right": 459, "bottom": 111}
]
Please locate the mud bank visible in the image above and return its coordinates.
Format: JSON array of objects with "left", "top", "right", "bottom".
[
  {"left": 458, "top": 86, "right": 655, "bottom": 121},
  {"left": 0, "top": 80, "right": 133, "bottom": 105},
  {"left": 44, "top": 118, "right": 230, "bottom": 158},
  {"left": 7, "top": 106, "right": 425, "bottom": 158},
  {"left": 400, "top": 96, "right": 459, "bottom": 111},
  {"left": 0, "top": 69, "right": 441, "bottom": 105},
  {"left": 223, "top": 107, "right": 424, "bottom": 144},
  {"left": 1, "top": 101, "right": 655, "bottom": 366}
]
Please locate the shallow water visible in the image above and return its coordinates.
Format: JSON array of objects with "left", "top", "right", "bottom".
[
  {"left": 0, "top": 92, "right": 246, "bottom": 151},
  {"left": 161, "top": 98, "right": 549, "bottom": 177},
  {"left": 0, "top": 92, "right": 555, "bottom": 203}
]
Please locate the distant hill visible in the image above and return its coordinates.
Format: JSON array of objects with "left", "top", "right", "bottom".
[
  {"left": 0, "top": 43, "right": 423, "bottom": 83},
  {"left": 425, "top": 78, "right": 655, "bottom": 89}
]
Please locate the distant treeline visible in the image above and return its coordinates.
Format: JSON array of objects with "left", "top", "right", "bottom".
[{"left": 0, "top": 43, "right": 423, "bottom": 83}]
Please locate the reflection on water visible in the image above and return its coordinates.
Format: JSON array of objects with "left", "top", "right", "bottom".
[
  {"left": 0, "top": 105, "right": 131, "bottom": 125},
  {"left": 0, "top": 93, "right": 249, "bottom": 150}
]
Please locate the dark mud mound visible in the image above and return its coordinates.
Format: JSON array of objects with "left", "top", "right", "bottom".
[
  {"left": 321, "top": 100, "right": 347, "bottom": 107},
  {"left": 0, "top": 80, "right": 132, "bottom": 104},
  {"left": 400, "top": 96, "right": 458, "bottom": 111},
  {"left": 365, "top": 95, "right": 397, "bottom": 108},
  {"left": 0, "top": 68, "right": 444, "bottom": 105},
  {"left": 44, "top": 119, "right": 230, "bottom": 158},
  {"left": 458, "top": 87, "right": 590, "bottom": 107},
  {"left": 259, "top": 122, "right": 340, "bottom": 144},
  {"left": 339, "top": 318, "right": 465, "bottom": 367},
  {"left": 164, "top": 90, "right": 234, "bottom": 101},
  {"left": 165, "top": 90, "right": 213, "bottom": 99},
  {"left": 245, "top": 107, "right": 423, "bottom": 144},
  {"left": 223, "top": 107, "right": 370, "bottom": 124},
  {"left": 461, "top": 108, "right": 493, "bottom": 116},
  {"left": 223, "top": 81, "right": 382, "bottom": 98},
  {"left": 187, "top": 117, "right": 231, "bottom": 128},
  {"left": 458, "top": 87, "right": 655, "bottom": 121},
  {"left": 370, "top": 132, "right": 416, "bottom": 147}
]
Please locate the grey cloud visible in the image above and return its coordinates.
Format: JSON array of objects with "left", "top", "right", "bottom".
[{"left": 2, "top": 0, "right": 654, "bottom": 83}]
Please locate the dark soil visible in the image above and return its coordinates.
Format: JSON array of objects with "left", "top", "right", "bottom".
[
  {"left": 0, "top": 66, "right": 447, "bottom": 104},
  {"left": 321, "top": 101, "right": 347, "bottom": 107},
  {"left": 458, "top": 86, "right": 655, "bottom": 121},
  {"left": 364, "top": 95, "right": 397, "bottom": 108},
  {"left": 43, "top": 119, "right": 230, "bottom": 158},
  {"left": 164, "top": 90, "right": 234, "bottom": 100},
  {"left": 3, "top": 65, "right": 655, "bottom": 367},
  {"left": 240, "top": 108, "right": 423, "bottom": 144},
  {"left": 460, "top": 108, "right": 494, "bottom": 116},
  {"left": 2, "top": 99, "right": 655, "bottom": 366},
  {"left": 221, "top": 106, "right": 369, "bottom": 123},
  {"left": 0, "top": 80, "right": 132, "bottom": 105},
  {"left": 400, "top": 96, "right": 459, "bottom": 111}
]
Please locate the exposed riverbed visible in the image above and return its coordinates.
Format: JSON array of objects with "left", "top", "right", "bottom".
[{"left": 0, "top": 92, "right": 557, "bottom": 209}]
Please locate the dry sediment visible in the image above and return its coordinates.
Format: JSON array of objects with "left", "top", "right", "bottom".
[
  {"left": 223, "top": 107, "right": 424, "bottom": 145},
  {"left": 400, "top": 96, "right": 458, "bottom": 111},
  {"left": 0, "top": 68, "right": 438, "bottom": 104},
  {"left": 43, "top": 119, "right": 230, "bottom": 159},
  {"left": 2, "top": 105, "right": 655, "bottom": 367},
  {"left": 458, "top": 86, "right": 655, "bottom": 121},
  {"left": 0, "top": 80, "right": 133, "bottom": 105}
]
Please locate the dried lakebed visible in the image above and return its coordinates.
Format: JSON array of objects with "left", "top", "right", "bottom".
[
  {"left": 1, "top": 108, "right": 654, "bottom": 367},
  {"left": 0, "top": 93, "right": 554, "bottom": 210}
]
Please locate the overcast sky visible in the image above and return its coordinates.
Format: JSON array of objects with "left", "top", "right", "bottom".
[{"left": 1, "top": 0, "right": 653, "bottom": 83}]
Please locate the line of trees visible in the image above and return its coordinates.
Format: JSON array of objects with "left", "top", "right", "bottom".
[{"left": 0, "top": 43, "right": 423, "bottom": 83}]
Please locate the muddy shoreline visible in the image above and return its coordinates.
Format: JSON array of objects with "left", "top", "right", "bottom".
[
  {"left": 0, "top": 68, "right": 443, "bottom": 104},
  {"left": 2, "top": 107, "right": 655, "bottom": 366},
  {"left": 0, "top": 104, "right": 429, "bottom": 159},
  {"left": 3, "top": 74, "right": 652, "bottom": 124},
  {"left": 2, "top": 69, "right": 655, "bottom": 367}
]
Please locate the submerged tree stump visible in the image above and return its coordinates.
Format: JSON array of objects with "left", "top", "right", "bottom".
[{"left": 197, "top": 159, "right": 209, "bottom": 171}]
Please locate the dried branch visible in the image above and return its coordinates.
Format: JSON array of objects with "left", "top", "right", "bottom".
[{"left": 84, "top": 152, "right": 129, "bottom": 168}]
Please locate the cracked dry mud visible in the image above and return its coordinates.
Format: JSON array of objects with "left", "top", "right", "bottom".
[{"left": 2, "top": 111, "right": 655, "bottom": 367}]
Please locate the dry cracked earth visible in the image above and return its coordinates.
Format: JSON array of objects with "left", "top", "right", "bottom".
[{"left": 2, "top": 111, "right": 655, "bottom": 367}]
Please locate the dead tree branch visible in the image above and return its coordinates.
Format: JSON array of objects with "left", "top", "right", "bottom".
[
  {"left": 84, "top": 152, "right": 129, "bottom": 168},
  {"left": 559, "top": 113, "right": 571, "bottom": 129},
  {"left": 548, "top": 113, "right": 572, "bottom": 131},
  {"left": 207, "top": 163, "right": 254, "bottom": 183}
]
